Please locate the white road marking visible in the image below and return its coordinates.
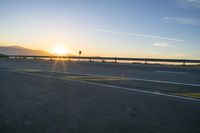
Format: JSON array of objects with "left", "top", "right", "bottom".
[
  {"left": 155, "top": 70, "right": 188, "bottom": 74},
  {"left": 76, "top": 80, "right": 200, "bottom": 102},
  {"left": 125, "top": 77, "right": 200, "bottom": 87},
  {"left": 1, "top": 68, "right": 200, "bottom": 102},
  {"left": 49, "top": 70, "right": 200, "bottom": 87},
  {"left": 1, "top": 66, "right": 200, "bottom": 87}
]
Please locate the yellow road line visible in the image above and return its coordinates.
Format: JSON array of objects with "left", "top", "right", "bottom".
[
  {"left": 14, "top": 68, "right": 43, "bottom": 72},
  {"left": 62, "top": 75, "right": 126, "bottom": 81},
  {"left": 175, "top": 93, "right": 200, "bottom": 99},
  {"left": 14, "top": 68, "right": 126, "bottom": 81},
  {"left": 1, "top": 67, "right": 200, "bottom": 102}
]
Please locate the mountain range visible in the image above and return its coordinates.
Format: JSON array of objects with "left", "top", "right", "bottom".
[{"left": 0, "top": 46, "right": 50, "bottom": 55}]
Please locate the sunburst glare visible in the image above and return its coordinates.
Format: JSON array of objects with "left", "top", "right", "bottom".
[{"left": 50, "top": 45, "right": 69, "bottom": 56}]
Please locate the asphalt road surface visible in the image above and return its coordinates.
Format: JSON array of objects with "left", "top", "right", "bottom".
[{"left": 0, "top": 59, "right": 200, "bottom": 133}]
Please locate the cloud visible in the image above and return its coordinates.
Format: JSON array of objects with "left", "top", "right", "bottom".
[
  {"left": 163, "top": 17, "right": 200, "bottom": 26},
  {"left": 90, "top": 29, "right": 184, "bottom": 42},
  {"left": 153, "top": 42, "right": 171, "bottom": 47},
  {"left": 177, "top": 0, "right": 200, "bottom": 9}
]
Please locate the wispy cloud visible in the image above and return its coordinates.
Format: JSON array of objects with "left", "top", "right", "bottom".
[
  {"left": 90, "top": 29, "right": 184, "bottom": 42},
  {"left": 177, "top": 0, "right": 200, "bottom": 9},
  {"left": 153, "top": 42, "right": 171, "bottom": 47},
  {"left": 163, "top": 17, "right": 200, "bottom": 26}
]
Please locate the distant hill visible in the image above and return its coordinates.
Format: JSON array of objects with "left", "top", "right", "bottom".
[
  {"left": 0, "top": 53, "right": 8, "bottom": 58},
  {"left": 0, "top": 46, "right": 50, "bottom": 55}
]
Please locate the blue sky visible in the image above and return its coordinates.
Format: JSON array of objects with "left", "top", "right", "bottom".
[{"left": 0, "top": 0, "right": 200, "bottom": 58}]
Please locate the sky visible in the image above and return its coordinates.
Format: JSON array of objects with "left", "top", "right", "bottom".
[{"left": 0, "top": 0, "right": 200, "bottom": 59}]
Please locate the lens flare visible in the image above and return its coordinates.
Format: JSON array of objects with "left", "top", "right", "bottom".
[{"left": 50, "top": 45, "right": 69, "bottom": 55}]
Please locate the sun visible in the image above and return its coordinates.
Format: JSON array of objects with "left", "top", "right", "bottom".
[{"left": 50, "top": 45, "right": 69, "bottom": 56}]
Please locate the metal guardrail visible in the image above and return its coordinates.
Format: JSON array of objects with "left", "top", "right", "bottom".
[{"left": 7, "top": 55, "right": 200, "bottom": 65}]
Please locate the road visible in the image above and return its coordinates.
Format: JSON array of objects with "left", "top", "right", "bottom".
[{"left": 0, "top": 59, "right": 200, "bottom": 133}]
